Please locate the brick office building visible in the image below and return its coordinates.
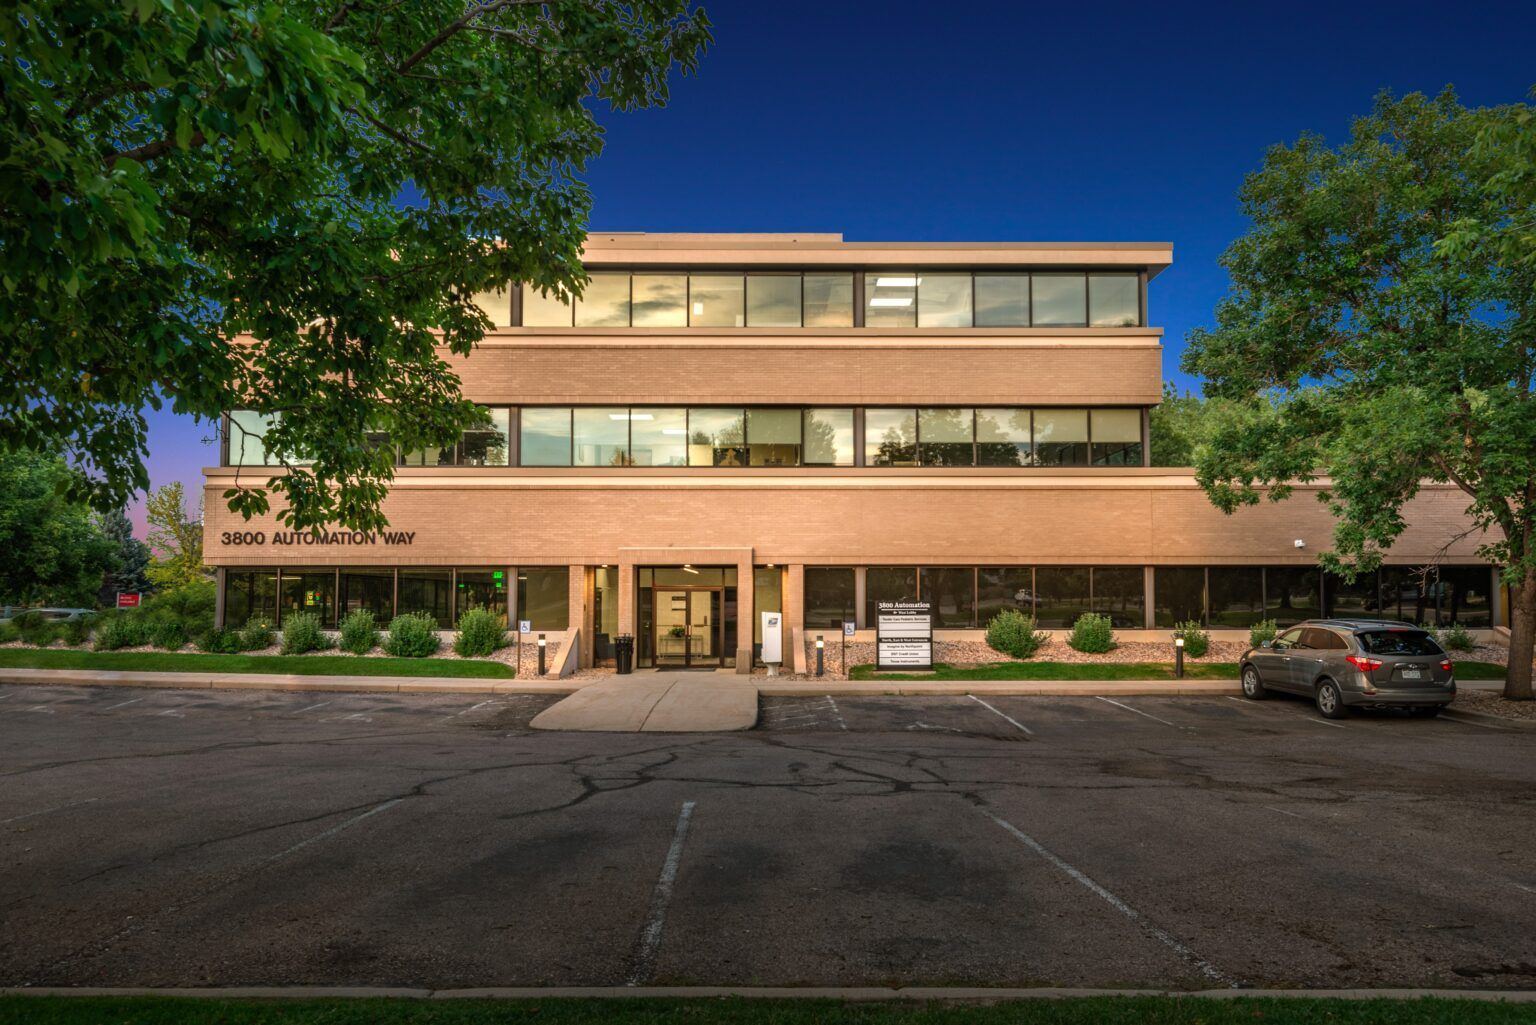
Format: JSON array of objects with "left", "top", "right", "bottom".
[{"left": 203, "top": 233, "right": 1502, "bottom": 671}]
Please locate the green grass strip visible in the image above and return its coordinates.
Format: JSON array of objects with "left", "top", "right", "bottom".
[
  {"left": 0, "top": 648, "right": 514, "bottom": 679},
  {"left": 2, "top": 995, "right": 1533, "bottom": 1025},
  {"left": 849, "top": 661, "right": 1241, "bottom": 681},
  {"left": 1446, "top": 661, "right": 1507, "bottom": 680}
]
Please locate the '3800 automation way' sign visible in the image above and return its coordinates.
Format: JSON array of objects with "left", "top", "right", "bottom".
[{"left": 218, "top": 530, "right": 417, "bottom": 547}]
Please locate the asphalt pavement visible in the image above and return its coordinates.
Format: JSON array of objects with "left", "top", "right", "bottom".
[{"left": 1, "top": 683, "right": 1533, "bottom": 991}]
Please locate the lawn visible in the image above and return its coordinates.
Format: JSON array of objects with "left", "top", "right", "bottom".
[
  {"left": 1449, "top": 661, "right": 1507, "bottom": 680},
  {"left": 2, "top": 996, "right": 1530, "bottom": 1025},
  {"left": 849, "top": 661, "right": 1241, "bottom": 681},
  {"left": 0, "top": 648, "right": 514, "bottom": 679}
]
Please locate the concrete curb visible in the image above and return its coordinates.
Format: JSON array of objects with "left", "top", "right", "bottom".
[
  {"left": 0, "top": 668, "right": 580, "bottom": 696},
  {"left": 3, "top": 985, "right": 1535, "bottom": 1002}
]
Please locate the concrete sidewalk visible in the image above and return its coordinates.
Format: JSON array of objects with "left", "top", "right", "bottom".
[
  {"left": 0, "top": 667, "right": 578, "bottom": 695},
  {"left": 530, "top": 672, "right": 758, "bottom": 732}
]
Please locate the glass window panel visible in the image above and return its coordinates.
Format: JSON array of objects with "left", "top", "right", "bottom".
[
  {"left": 228, "top": 410, "right": 276, "bottom": 466},
  {"left": 340, "top": 569, "right": 393, "bottom": 623},
  {"left": 592, "top": 565, "right": 619, "bottom": 664},
  {"left": 648, "top": 566, "right": 733, "bottom": 587},
  {"left": 803, "top": 273, "right": 854, "bottom": 326},
  {"left": 459, "top": 407, "right": 510, "bottom": 466},
  {"left": 752, "top": 566, "right": 784, "bottom": 659},
  {"left": 520, "top": 408, "right": 572, "bottom": 466},
  {"left": 471, "top": 285, "right": 511, "bottom": 328},
  {"left": 1033, "top": 567, "right": 1090, "bottom": 629},
  {"left": 920, "top": 567, "right": 975, "bottom": 627},
  {"left": 689, "top": 274, "right": 745, "bottom": 327},
  {"left": 1091, "top": 408, "right": 1143, "bottom": 466},
  {"left": 1034, "top": 409, "right": 1090, "bottom": 466},
  {"left": 803, "top": 408, "right": 854, "bottom": 466},
  {"left": 1378, "top": 567, "right": 1433, "bottom": 625},
  {"left": 1438, "top": 566, "right": 1492, "bottom": 628},
  {"left": 917, "top": 273, "right": 972, "bottom": 327},
  {"left": 746, "top": 275, "right": 801, "bottom": 327},
  {"left": 1207, "top": 567, "right": 1265, "bottom": 628},
  {"left": 522, "top": 285, "right": 573, "bottom": 327},
  {"left": 866, "top": 567, "right": 917, "bottom": 627},
  {"left": 865, "top": 271, "right": 917, "bottom": 327},
  {"left": 224, "top": 569, "right": 278, "bottom": 628},
  {"left": 977, "top": 567, "right": 1033, "bottom": 625},
  {"left": 1153, "top": 567, "right": 1205, "bottom": 627},
  {"left": 804, "top": 568, "right": 855, "bottom": 629},
  {"left": 1092, "top": 567, "right": 1144, "bottom": 628},
  {"left": 455, "top": 568, "right": 509, "bottom": 627},
  {"left": 630, "top": 408, "right": 687, "bottom": 467},
  {"left": 687, "top": 408, "right": 745, "bottom": 467},
  {"left": 1323, "top": 570, "right": 1378, "bottom": 620},
  {"left": 573, "top": 407, "right": 632, "bottom": 467},
  {"left": 975, "top": 274, "right": 1030, "bottom": 326},
  {"left": 517, "top": 567, "right": 569, "bottom": 631},
  {"left": 1264, "top": 566, "right": 1321, "bottom": 627},
  {"left": 866, "top": 408, "right": 916, "bottom": 466},
  {"left": 746, "top": 408, "right": 801, "bottom": 467},
  {"left": 398, "top": 568, "right": 452, "bottom": 629},
  {"left": 1089, "top": 274, "right": 1140, "bottom": 327},
  {"left": 573, "top": 273, "right": 631, "bottom": 327},
  {"left": 278, "top": 567, "right": 336, "bottom": 628},
  {"left": 918, "top": 408, "right": 974, "bottom": 466},
  {"left": 399, "top": 442, "right": 454, "bottom": 467},
  {"left": 1031, "top": 273, "right": 1087, "bottom": 327},
  {"left": 631, "top": 274, "right": 687, "bottom": 326},
  {"left": 975, "top": 408, "right": 1032, "bottom": 466}
]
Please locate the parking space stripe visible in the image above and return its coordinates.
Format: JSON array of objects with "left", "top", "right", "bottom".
[
  {"left": 824, "top": 696, "right": 848, "bottom": 731},
  {"left": 437, "top": 699, "right": 498, "bottom": 723},
  {"left": 262, "top": 798, "right": 403, "bottom": 865},
  {"left": 967, "top": 695, "right": 1033, "bottom": 735},
  {"left": 1306, "top": 717, "right": 1346, "bottom": 729},
  {"left": 980, "top": 807, "right": 1236, "bottom": 987},
  {"left": 1, "top": 797, "right": 99, "bottom": 825},
  {"left": 1095, "top": 696, "right": 1178, "bottom": 727},
  {"left": 101, "top": 697, "right": 143, "bottom": 711},
  {"left": 627, "top": 799, "right": 697, "bottom": 987},
  {"left": 1439, "top": 713, "right": 1507, "bottom": 731}
]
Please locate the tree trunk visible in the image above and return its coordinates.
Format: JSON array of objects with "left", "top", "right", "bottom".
[{"left": 1505, "top": 568, "right": 1536, "bottom": 701}]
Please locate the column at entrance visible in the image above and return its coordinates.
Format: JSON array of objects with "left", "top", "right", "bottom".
[
  {"left": 783, "top": 564, "right": 805, "bottom": 635},
  {"left": 735, "top": 554, "right": 754, "bottom": 674},
  {"left": 567, "top": 565, "right": 587, "bottom": 669}
]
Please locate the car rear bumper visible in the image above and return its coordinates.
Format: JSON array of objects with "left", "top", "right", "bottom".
[{"left": 1341, "top": 686, "right": 1454, "bottom": 708}]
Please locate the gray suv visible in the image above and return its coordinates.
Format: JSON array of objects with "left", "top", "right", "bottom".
[{"left": 1239, "top": 619, "right": 1456, "bottom": 719}]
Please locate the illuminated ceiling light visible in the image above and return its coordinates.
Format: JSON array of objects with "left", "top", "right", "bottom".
[
  {"left": 692, "top": 301, "right": 704, "bottom": 315},
  {"left": 682, "top": 564, "right": 699, "bottom": 574},
  {"left": 661, "top": 428, "right": 687, "bottom": 436},
  {"left": 609, "top": 412, "right": 655, "bottom": 421},
  {"left": 869, "top": 297, "right": 913, "bottom": 307},
  {"left": 875, "top": 276, "right": 918, "bottom": 287}
]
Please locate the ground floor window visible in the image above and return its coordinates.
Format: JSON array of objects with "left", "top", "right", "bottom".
[
  {"left": 399, "top": 568, "right": 452, "bottom": 628},
  {"left": 752, "top": 566, "right": 784, "bottom": 665},
  {"left": 455, "top": 568, "right": 509, "bottom": 626},
  {"left": 594, "top": 566, "right": 620, "bottom": 665},
  {"left": 1153, "top": 567, "right": 1205, "bottom": 628},
  {"left": 224, "top": 570, "right": 278, "bottom": 629},
  {"left": 865, "top": 567, "right": 917, "bottom": 625},
  {"left": 804, "top": 567, "right": 855, "bottom": 629},
  {"left": 279, "top": 568, "right": 336, "bottom": 628},
  {"left": 517, "top": 567, "right": 570, "bottom": 631},
  {"left": 340, "top": 569, "right": 393, "bottom": 623}
]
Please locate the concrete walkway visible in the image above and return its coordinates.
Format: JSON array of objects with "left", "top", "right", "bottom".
[{"left": 530, "top": 672, "right": 758, "bottom": 732}]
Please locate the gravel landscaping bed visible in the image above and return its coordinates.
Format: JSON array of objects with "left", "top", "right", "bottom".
[{"left": 1454, "top": 687, "right": 1536, "bottom": 721}]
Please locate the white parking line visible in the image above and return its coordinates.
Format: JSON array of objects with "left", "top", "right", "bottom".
[
  {"left": 102, "top": 697, "right": 144, "bottom": 711},
  {"left": 295, "top": 701, "right": 332, "bottom": 714},
  {"left": 262, "top": 798, "right": 403, "bottom": 865},
  {"left": 824, "top": 695, "right": 848, "bottom": 731},
  {"left": 968, "top": 694, "right": 1033, "bottom": 735},
  {"left": 438, "top": 699, "right": 498, "bottom": 723},
  {"left": 628, "top": 799, "right": 697, "bottom": 986},
  {"left": 156, "top": 705, "right": 190, "bottom": 717},
  {"left": 1306, "top": 717, "right": 1347, "bottom": 730},
  {"left": 1, "top": 797, "right": 100, "bottom": 825},
  {"left": 981, "top": 807, "right": 1236, "bottom": 987},
  {"left": 1262, "top": 805, "right": 1304, "bottom": 819},
  {"left": 1095, "top": 696, "right": 1178, "bottom": 727},
  {"left": 1439, "top": 713, "right": 1507, "bottom": 731}
]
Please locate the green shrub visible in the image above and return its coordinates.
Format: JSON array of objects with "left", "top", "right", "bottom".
[
  {"left": 196, "top": 627, "right": 243, "bottom": 654},
  {"left": 15, "top": 611, "right": 58, "bottom": 647},
  {"left": 58, "top": 618, "right": 91, "bottom": 646},
  {"left": 1068, "top": 612, "right": 1115, "bottom": 654},
  {"left": 139, "top": 580, "right": 216, "bottom": 638},
  {"left": 0, "top": 620, "right": 18, "bottom": 644},
  {"left": 383, "top": 611, "right": 441, "bottom": 658},
  {"left": 280, "top": 611, "right": 329, "bottom": 655},
  {"left": 339, "top": 609, "right": 379, "bottom": 655},
  {"left": 147, "top": 618, "right": 187, "bottom": 650},
  {"left": 1249, "top": 618, "right": 1278, "bottom": 647},
  {"left": 1439, "top": 623, "right": 1475, "bottom": 652},
  {"left": 94, "top": 613, "right": 148, "bottom": 651},
  {"left": 238, "top": 617, "right": 275, "bottom": 651},
  {"left": 453, "top": 606, "right": 506, "bottom": 657},
  {"left": 1171, "top": 620, "right": 1210, "bottom": 658},
  {"left": 984, "top": 608, "right": 1046, "bottom": 660}
]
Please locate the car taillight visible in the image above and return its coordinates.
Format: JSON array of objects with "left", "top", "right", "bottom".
[
  {"left": 1440, "top": 659, "right": 1453, "bottom": 672},
  {"left": 1345, "top": 655, "right": 1383, "bottom": 673}
]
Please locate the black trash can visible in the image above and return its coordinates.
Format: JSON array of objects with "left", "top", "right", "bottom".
[{"left": 615, "top": 634, "right": 634, "bottom": 675}]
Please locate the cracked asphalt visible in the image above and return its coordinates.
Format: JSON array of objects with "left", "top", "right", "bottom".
[{"left": 1, "top": 683, "right": 1533, "bottom": 991}]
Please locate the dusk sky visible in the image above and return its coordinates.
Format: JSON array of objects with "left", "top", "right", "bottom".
[{"left": 137, "top": 0, "right": 1536, "bottom": 536}]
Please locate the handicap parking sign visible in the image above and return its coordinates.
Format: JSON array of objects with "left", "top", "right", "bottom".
[
  {"left": 519, "top": 620, "right": 531, "bottom": 634},
  {"left": 843, "top": 621, "right": 856, "bottom": 637}
]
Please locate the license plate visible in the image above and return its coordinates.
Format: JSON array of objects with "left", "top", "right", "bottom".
[{"left": 1400, "top": 668, "right": 1423, "bottom": 680}]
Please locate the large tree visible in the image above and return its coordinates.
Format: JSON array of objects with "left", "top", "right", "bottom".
[
  {"left": 0, "top": 451, "right": 119, "bottom": 608},
  {"left": 97, "top": 508, "right": 152, "bottom": 605},
  {"left": 144, "top": 481, "right": 208, "bottom": 590},
  {"left": 1184, "top": 89, "right": 1536, "bottom": 700},
  {"left": 1, "top": 0, "right": 711, "bottom": 531}
]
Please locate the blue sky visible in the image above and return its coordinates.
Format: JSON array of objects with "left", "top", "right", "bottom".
[{"left": 138, "top": 0, "right": 1536, "bottom": 532}]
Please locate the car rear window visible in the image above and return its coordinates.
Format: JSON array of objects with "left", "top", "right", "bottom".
[{"left": 1357, "top": 630, "right": 1444, "bottom": 656}]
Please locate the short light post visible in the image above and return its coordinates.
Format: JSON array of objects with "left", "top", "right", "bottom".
[
  {"left": 1174, "top": 636, "right": 1185, "bottom": 679},
  {"left": 537, "top": 633, "right": 547, "bottom": 676},
  {"left": 816, "top": 635, "right": 825, "bottom": 677}
]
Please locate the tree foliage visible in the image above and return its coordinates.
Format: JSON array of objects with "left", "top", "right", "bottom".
[
  {"left": 97, "top": 508, "right": 152, "bottom": 604},
  {"left": 1148, "top": 383, "right": 1216, "bottom": 467},
  {"left": 1, "top": 0, "right": 711, "bottom": 531},
  {"left": 1183, "top": 89, "right": 1536, "bottom": 699},
  {"left": 0, "top": 450, "right": 119, "bottom": 607},
  {"left": 144, "top": 481, "right": 208, "bottom": 589}
]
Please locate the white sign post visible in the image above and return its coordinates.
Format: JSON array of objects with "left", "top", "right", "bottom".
[
  {"left": 875, "top": 600, "right": 933, "bottom": 671},
  {"left": 761, "top": 612, "right": 782, "bottom": 676}
]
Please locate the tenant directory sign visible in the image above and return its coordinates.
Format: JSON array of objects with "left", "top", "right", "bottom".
[{"left": 876, "top": 600, "right": 932, "bottom": 670}]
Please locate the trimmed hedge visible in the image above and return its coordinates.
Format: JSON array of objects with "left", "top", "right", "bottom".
[
  {"left": 1068, "top": 612, "right": 1115, "bottom": 654},
  {"left": 339, "top": 610, "right": 379, "bottom": 655},
  {"left": 382, "top": 612, "right": 440, "bottom": 658},
  {"left": 984, "top": 609, "right": 1046, "bottom": 659},
  {"left": 453, "top": 606, "right": 506, "bottom": 657}
]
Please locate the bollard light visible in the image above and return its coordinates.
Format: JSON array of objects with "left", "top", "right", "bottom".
[
  {"left": 537, "top": 633, "right": 547, "bottom": 676},
  {"left": 815, "top": 635, "right": 825, "bottom": 677},
  {"left": 1174, "top": 636, "right": 1185, "bottom": 679}
]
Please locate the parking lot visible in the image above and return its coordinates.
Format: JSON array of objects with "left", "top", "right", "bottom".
[{"left": 1, "top": 682, "right": 1533, "bottom": 992}]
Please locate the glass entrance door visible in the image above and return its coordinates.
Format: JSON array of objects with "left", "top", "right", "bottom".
[{"left": 653, "top": 588, "right": 722, "bottom": 667}]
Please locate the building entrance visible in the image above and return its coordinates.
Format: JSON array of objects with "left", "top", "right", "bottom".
[{"left": 652, "top": 587, "right": 723, "bottom": 668}]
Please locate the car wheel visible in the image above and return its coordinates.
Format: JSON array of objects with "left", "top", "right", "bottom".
[
  {"left": 1241, "top": 665, "right": 1266, "bottom": 700},
  {"left": 1315, "top": 680, "right": 1347, "bottom": 720}
]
